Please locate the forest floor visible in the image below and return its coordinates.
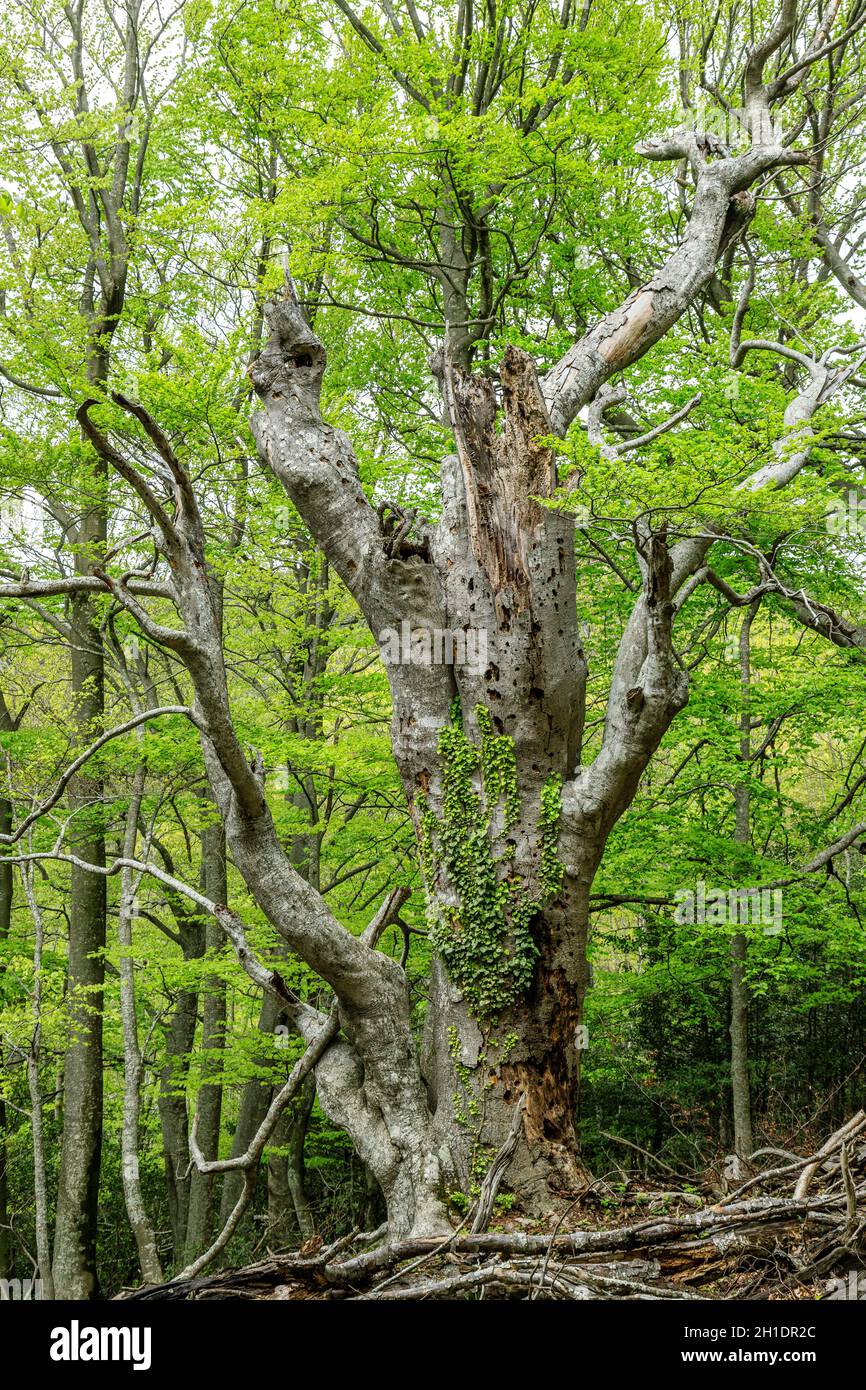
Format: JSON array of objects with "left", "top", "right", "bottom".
[{"left": 122, "top": 1112, "right": 866, "bottom": 1301}]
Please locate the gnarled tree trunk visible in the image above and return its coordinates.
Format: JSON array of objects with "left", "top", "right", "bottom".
[{"left": 248, "top": 303, "right": 686, "bottom": 1215}]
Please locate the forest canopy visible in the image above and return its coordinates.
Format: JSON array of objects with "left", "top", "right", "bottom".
[{"left": 1, "top": 0, "right": 866, "bottom": 1303}]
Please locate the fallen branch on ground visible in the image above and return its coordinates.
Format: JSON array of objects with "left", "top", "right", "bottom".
[{"left": 119, "top": 1113, "right": 866, "bottom": 1301}]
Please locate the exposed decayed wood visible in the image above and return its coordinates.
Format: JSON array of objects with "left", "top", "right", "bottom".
[
  {"left": 470, "top": 1094, "right": 527, "bottom": 1235},
  {"left": 442, "top": 346, "right": 556, "bottom": 606}
]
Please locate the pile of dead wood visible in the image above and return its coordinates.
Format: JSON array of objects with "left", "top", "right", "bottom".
[{"left": 121, "top": 1111, "right": 866, "bottom": 1301}]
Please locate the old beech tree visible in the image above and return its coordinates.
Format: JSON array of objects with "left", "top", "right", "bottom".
[{"left": 5, "top": 0, "right": 866, "bottom": 1252}]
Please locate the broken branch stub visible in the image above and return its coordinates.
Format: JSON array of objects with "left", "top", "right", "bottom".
[
  {"left": 249, "top": 300, "right": 327, "bottom": 421},
  {"left": 443, "top": 345, "right": 557, "bottom": 609}
]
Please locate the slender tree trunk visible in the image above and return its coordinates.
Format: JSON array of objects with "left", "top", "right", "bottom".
[
  {"left": 0, "top": 771, "right": 13, "bottom": 1281},
  {"left": 21, "top": 861, "right": 55, "bottom": 1299},
  {"left": 53, "top": 578, "right": 107, "bottom": 1299},
  {"left": 436, "top": 189, "right": 474, "bottom": 372},
  {"left": 184, "top": 815, "right": 228, "bottom": 1262},
  {"left": 157, "top": 955, "right": 202, "bottom": 1263},
  {"left": 53, "top": 321, "right": 110, "bottom": 1300},
  {"left": 41, "top": 0, "right": 144, "bottom": 1291},
  {"left": 267, "top": 1072, "right": 315, "bottom": 1244},
  {"left": 730, "top": 602, "right": 758, "bottom": 1173},
  {"left": 0, "top": 1093, "right": 8, "bottom": 1285},
  {"left": 118, "top": 767, "right": 164, "bottom": 1284},
  {"left": 729, "top": 928, "right": 753, "bottom": 1168},
  {"left": 218, "top": 993, "right": 282, "bottom": 1227},
  {"left": 149, "top": 812, "right": 207, "bottom": 1262}
]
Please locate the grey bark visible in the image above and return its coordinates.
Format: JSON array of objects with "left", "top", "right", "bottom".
[
  {"left": 156, "top": 905, "right": 204, "bottom": 1262},
  {"left": 20, "top": 860, "right": 55, "bottom": 1299},
  {"left": 730, "top": 603, "right": 759, "bottom": 1173},
  {"left": 47, "top": 0, "right": 148, "bottom": 1296},
  {"left": 184, "top": 815, "right": 228, "bottom": 1263},
  {"left": 0, "top": 707, "right": 13, "bottom": 1282},
  {"left": 249, "top": 304, "right": 686, "bottom": 1209},
  {"left": 118, "top": 767, "right": 164, "bottom": 1284},
  {"left": 177, "top": 999, "right": 340, "bottom": 1280},
  {"left": 53, "top": 584, "right": 107, "bottom": 1299}
]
